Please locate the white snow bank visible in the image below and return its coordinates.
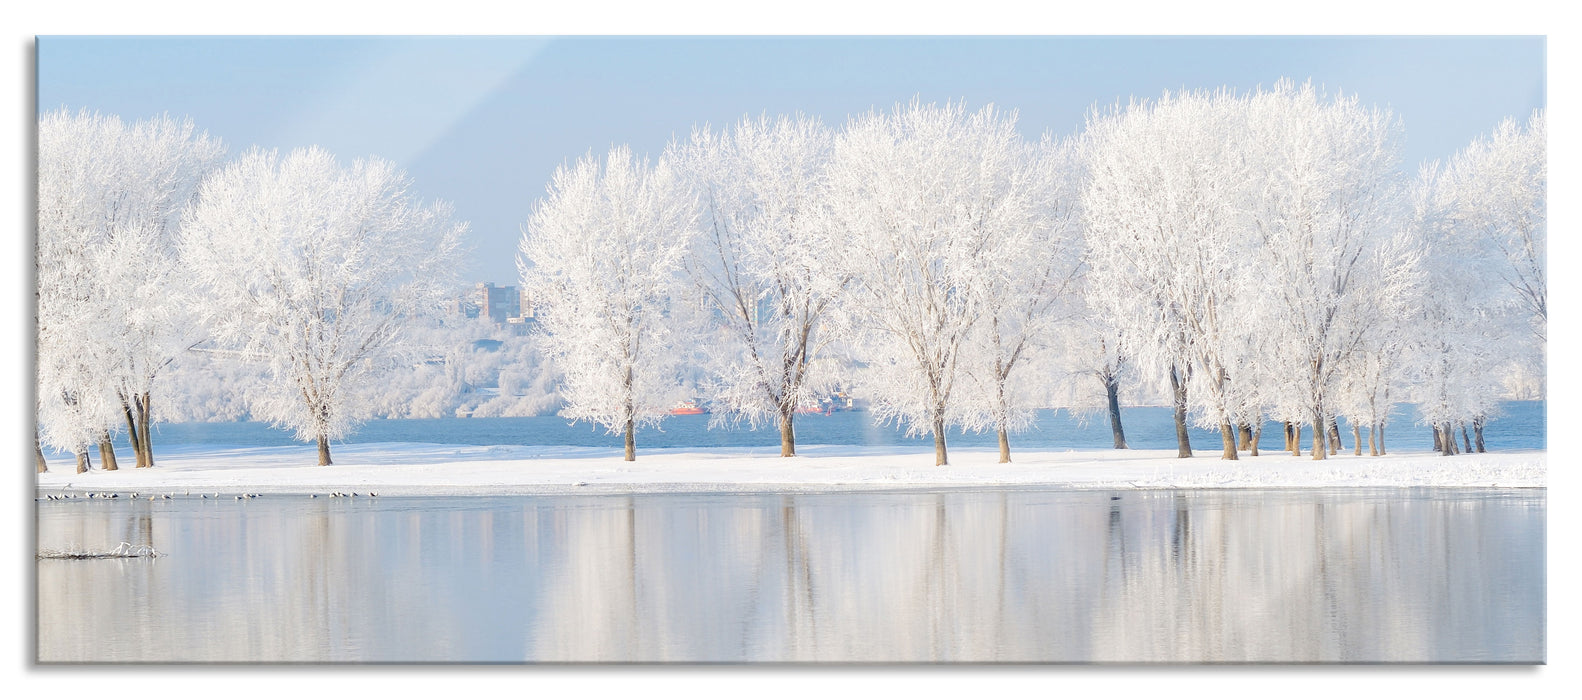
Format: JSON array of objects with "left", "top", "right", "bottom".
[{"left": 35, "top": 443, "right": 1545, "bottom": 497}]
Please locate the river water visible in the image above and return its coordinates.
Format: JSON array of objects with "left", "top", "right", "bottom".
[
  {"left": 93, "top": 401, "right": 1547, "bottom": 457},
  {"left": 36, "top": 487, "right": 1544, "bottom": 663}
]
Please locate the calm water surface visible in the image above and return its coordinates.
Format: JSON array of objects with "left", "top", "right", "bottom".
[
  {"left": 37, "top": 488, "right": 1544, "bottom": 663},
  {"left": 116, "top": 401, "right": 1546, "bottom": 454}
]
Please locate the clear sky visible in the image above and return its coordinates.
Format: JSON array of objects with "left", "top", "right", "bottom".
[{"left": 37, "top": 35, "right": 1546, "bottom": 284}]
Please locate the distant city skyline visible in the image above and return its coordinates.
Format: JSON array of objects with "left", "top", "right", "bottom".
[{"left": 38, "top": 36, "right": 1546, "bottom": 283}]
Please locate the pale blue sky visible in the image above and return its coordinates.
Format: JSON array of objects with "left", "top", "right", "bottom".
[{"left": 37, "top": 36, "right": 1546, "bottom": 284}]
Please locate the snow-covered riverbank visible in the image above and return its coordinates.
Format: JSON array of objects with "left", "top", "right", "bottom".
[{"left": 34, "top": 443, "right": 1546, "bottom": 497}]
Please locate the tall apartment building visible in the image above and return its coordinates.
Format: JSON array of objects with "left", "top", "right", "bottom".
[{"left": 473, "top": 282, "right": 520, "bottom": 323}]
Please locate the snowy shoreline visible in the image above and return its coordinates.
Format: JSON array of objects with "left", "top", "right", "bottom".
[{"left": 34, "top": 443, "right": 1546, "bottom": 497}]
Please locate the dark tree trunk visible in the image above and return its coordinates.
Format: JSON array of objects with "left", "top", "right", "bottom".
[
  {"left": 1352, "top": 423, "right": 1362, "bottom": 456},
  {"left": 779, "top": 408, "right": 796, "bottom": 457},
  {"left": 933, "top": 410, "right": 949, "bottom": 466},
  {"left": 1104, "top": 374, "right": 1127, "bottom": 449},
  {"left": 122, "top": 399, "right": 145, "bottom": 468},
  {"left": 1250, "top": 423, "right": 1261, "bottom": 457},
  {"left": 135, "top": 392, "right": 155, "bottom": 468},
  {"left": 624, "top": 417, "right": 636, "bottom": 462},
  {"left": 1326, "top": 418, "right": 1341, "bottom": 455},
  {"left": 76, "top": 450, "right": 90, "bottom": 474},
  {"left": 997, "top": 428, "right": 1010, "bottom": 464},
  {"left": 1368, "top": 423, "right": 1378, "bottom": 456},
  {"left": 1432, "top": 428, "right": 1442, "bottom": 453},
  {"left": 1169, "top": 366, "right": 1191, "bottom": 458},
  {"left": 1289, "top": 422, "right": 1302, "bottom": 456},
  {"left": 1377, "top": 422, "right": 1386, "bottom": 455},
  {"left": 1219, "top": 421, "right": 1238, "bottom": 461},
  {"left": 318, "top": 435, "right": 333, "bottom": 465},
  {"left": 35, "top": 428, "right": 47, "bottom": 473},
  {"left": 1311, "top": 410, "right": 1327, "bottom": 461},
  {"left": 1473, "top": 417, "right": 1486, "bottom": 453},
  {"left": 1237, "top": 423, "right": 1252, "bottom": 452},
  {"left": 1439, "top": 424, "right": 1454, "bottom": 456},
  {"left": 1460, "top": 423, "right": 1473, "bottom": 454},
  {"left": 98, "top": 433, "right": 118, "bottom": 471}
]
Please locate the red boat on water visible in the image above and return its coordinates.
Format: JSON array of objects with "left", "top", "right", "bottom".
[{"left": 668, "top": 400, "right": 707, "bottom": 415}]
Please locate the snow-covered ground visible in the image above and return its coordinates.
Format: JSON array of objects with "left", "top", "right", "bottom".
[{"left": 34, "top": 443, "right": 1545, "bottom": 497}]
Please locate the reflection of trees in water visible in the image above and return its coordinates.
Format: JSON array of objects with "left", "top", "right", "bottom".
[
  {"left": 37, "top": 491, "right": 1545, "bottom": 662},
  {"left": 525, "top": 490, "right": 1541, "bottom": 662}
]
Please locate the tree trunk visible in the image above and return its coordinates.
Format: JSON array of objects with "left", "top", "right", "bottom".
[
  {"left": 1326, "top": 418, "right": 1341, "bottom": 455},
  {"left": 1219, "top": 421, "right": 1238, "bottom": 460},
  {"left": 1250, "top": 423, "right": 1261, "bottom": 457},
  {"left": 1473, "top": 417, "right": 1486, "bottom": 453},
  {"left": 76, "top": 450, "right": 90, "bottom": 474},
  {"left": 1439, "top": 424, "right": 1454, "bottom": 456},
  {"left": 98, "top": 433, "right": 118, "bottom": 471},
  {"left": 1352, "top": 423, "right": 1362, "bottom": 456},
  {"left": 122, "top": 399, "right": 146, "bottom": 468},
  {"left": 35, "top": 428, "right": 47, "bottom": 473},
  {"left": 1377, "top": 422, "right": 1386, "bottom": 455},
  {"left": 997, "top": 428, "right": 1010, "bottom": 464},
  {"left": 1169, "top": 367, "right": 1191, "bottom": 458},
  {"left": 137, "top": 392, "right": 155, "bottom": 468},
  {"left": 932, "top": 407, "right": 949, "bottom": 466},
  {"left": 1310, "top": 410, "right": 1326, "bottom": 461},
  {"left": 318, "top": 435, "right": 333, "bottom": 465},
  {"left": 1237, "top": 423, "right": 1252, "bottom": 452},
  {"left": 779, "top": 408, "right": 796, "bottom": 457},
  {"left": 624, "top": 417, "right": 636, "bottom": 462},
  {"left": 1432, "top": 428, "right": 1442, "bottom": 453},
  {"left": 1368, "top": 423, "right": 1378, "bottom": 456},
  {"left": 1105, "top": 375, "right": 1127, "bottom": 449},
  {"left": 1289, "top": 422, "right": 1302, "bottom": 456}
]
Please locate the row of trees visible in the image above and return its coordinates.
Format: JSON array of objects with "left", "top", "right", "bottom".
[
  {"left": 37, "top": 110, "right": 464, "bottom": 471},
  {"left": 36, "top": 81, "right": 1543, "bottom": 469},
  {"left": 522, "top": 82, "right": 1544, "bottom": 464}
]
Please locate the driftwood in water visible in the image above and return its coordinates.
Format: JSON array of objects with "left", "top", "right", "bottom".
[{"left": 37, "top": 542, "right": 163, "bottom": 560}]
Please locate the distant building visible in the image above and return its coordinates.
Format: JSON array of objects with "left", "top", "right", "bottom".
[
  {"left": 473, "top": 282, "right": 520, "bottom": 324},
  {"left": 505, "top": 316, "right": 534, "bottom": 336},
  {"left": 447, "top": 296, "right": 481, "bottom": 319},
  {"left": 517, "top": 288, "right": 534, "bottom": 319}
]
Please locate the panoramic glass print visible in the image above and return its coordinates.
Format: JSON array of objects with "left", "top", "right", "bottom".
[{"left": 35, "top": 36, "right": 1545, "bottom": 664}]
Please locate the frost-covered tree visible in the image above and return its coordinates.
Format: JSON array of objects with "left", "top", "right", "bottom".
[
  {"left": 519, "top": 146, "right": 695, "bottom": 461},
  {"left": 181, "top": 146, "right": 465, "bottom": 465},
  {"left": 1402, "top": 111, "right": 1546, "bottom": 452},
  {"left": 954, "top": 134, "right": 1086, "bottom": 463},
  {"left": 828, "top": 101, "right": 1036, "bottom": 466},
  {"left": 1408, "top": 154, "right": 1521, "bottom": 455},
  {"left": 1083, "top": 89, "right": 1256, "bottom": 460},
  {"left": 36, "top": 109, "right": 224, "bottom": 470},
  {"left": 1241, "top": 82, "right": 1412, "bottom": 461},
  {"left": 36, "top": 304, "right": 120, "bottom": 473},
  {"left": 1435, "top": 110, "right": 1546, "bottom": 364},
  {"left": 667, "top": 115, "right": 845, "bottom": 457}
]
